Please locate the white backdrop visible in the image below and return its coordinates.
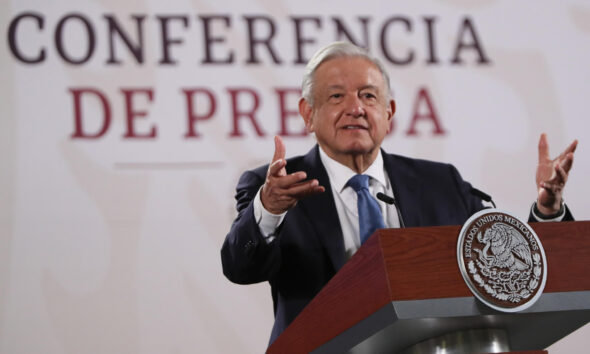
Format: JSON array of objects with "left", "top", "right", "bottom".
[{"left": 1, "top": 0, "right": 589, "bottom": 353}]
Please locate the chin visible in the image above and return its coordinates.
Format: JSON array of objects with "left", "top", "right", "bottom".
[{"left": 342, "top": 142, "right": 375, "bottom": 155}]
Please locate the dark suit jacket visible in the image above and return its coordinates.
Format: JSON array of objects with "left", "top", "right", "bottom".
[{"left": 220, "top": 145, "right": 572, "bottom": 345}]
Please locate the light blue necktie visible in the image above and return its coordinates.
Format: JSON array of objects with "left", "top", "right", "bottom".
[{"left": 347, "top": 174, "right": 386, "bottom": 244}]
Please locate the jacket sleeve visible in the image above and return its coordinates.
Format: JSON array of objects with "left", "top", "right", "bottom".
[
  {"left": 528, "top": 204, "right": 575, "bottom": 223},
  {"left": 221, "top": 169, "right": 283, "bottom": 284}
]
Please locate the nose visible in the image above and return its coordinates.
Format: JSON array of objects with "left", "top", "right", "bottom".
[{"left": 345, "top": 96, "right": 365, "bottom": 118}]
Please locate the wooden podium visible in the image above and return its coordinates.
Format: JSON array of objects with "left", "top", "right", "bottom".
[{"left": 267, "top": 221, "right": 590, "bottom": 354}]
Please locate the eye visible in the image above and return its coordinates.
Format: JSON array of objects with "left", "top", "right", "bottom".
[
  {"left": 361, "top": 92, "right": 376, "bottom": 99},
  {"left": 328, "top": 93, "right": 344, "bottom": 102}
]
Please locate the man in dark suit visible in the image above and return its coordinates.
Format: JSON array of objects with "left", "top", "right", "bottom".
[{"left": 221, "top": 42, "right": 577, "bottom": 345}]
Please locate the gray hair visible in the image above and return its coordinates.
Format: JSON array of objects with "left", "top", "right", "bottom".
[{"left": 301, "top": 42, "right": 392, "bottom": 106}]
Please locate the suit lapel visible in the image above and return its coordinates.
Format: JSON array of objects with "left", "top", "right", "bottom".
[
  {"left": 383, "top": 152, "right": 424, "bottom": 228},
  {"left": 297, "top": 146, "right": 346, "bottom": 272}
]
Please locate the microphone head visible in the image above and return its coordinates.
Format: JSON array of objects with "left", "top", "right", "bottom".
[
  {"left": 376, "top": 192, "right": 395, "bottom": 205},
  {"left": 470, "top": 187, "right": 496, "bottom": 208},
  {"left": 376, "top": 192, "right": 406, "bottom": 228}
]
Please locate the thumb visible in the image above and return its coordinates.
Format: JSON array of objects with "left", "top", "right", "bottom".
[{"left": 538, "top": 133, "right": 549, "bottom": 163}]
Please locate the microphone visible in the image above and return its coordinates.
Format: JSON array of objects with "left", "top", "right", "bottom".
[
  {"left": 376, "top": 192, "right": 406, "bottom": 228},
  {"left": 470, "top": 187, "right": 496, "bottom": 208}
]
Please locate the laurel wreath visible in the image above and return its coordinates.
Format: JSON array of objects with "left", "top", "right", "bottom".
[{"left": 468, "top": 253, "right": 542, "bottom": 303}]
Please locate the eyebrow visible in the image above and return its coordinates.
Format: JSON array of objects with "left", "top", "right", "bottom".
[
  {"left": 359, "top": 85, "right": 379, "bottom": 91},
  {"left": 326, "top": 85, "right": 379, "bottom": 91}
]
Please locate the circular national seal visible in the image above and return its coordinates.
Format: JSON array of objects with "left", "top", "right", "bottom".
[{"left": 457, "top": 209, "right": 547, "bottom": 312}]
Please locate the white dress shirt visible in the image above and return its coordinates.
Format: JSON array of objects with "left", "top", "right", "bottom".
[{"left": 253, "top": 146, "right": 400, "bottom": 259}]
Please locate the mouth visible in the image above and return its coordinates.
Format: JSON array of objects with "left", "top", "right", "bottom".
[{"left": 341, "top": 125, "right": 368, "bottom": 130}]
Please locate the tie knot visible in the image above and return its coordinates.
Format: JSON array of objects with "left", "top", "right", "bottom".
[{"left": 347, "top": 174, "right": 370, "bottom": 192}]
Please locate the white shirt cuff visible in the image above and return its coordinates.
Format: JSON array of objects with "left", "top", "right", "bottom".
[
  {"left": 530, "top": 202, "right": 566, "bottom": 222},
  {"left": 253, "top": 187, "right": 287, "bottom": 243}
]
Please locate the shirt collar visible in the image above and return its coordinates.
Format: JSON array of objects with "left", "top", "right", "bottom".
[{"left": 318, "top": 146, "right": 387, "bottom": 193}]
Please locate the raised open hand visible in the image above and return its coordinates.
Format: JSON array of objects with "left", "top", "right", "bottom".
[
  {"left": 260, "top": 136, "right": 325, "bottom": 214},
  {"left": 536, "top": 133, "right": 577, "bottom": 215}
]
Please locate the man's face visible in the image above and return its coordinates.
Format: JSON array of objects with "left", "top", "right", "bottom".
[{"left": 300, "top": 56, "right": 395, "bottom": 163}]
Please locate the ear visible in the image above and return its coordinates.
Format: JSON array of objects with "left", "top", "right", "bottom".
[
  {"left": 387, "top": 99, "right": 396, "bottom": 120},
  {"left": 386, "top": 99, "right": 396, "bottom": 133},
  {"left": 299, "top": 98, "right": 314, "bottom": 132}
]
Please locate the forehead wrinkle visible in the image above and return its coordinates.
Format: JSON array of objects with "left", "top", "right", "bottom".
[{"left": 326, "top": 85, "right": 345, "bottom": 91}]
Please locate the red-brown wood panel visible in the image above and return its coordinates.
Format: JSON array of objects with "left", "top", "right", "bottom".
[{"left": 267, "top": 221, "right": 590, "bottom": 353}]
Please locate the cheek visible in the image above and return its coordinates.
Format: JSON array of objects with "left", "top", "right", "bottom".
[
  {"left": 371, "top": 113, "right": 391, "bottom": 136},
  {"left": 311, "top": 110, "right": 333, "bottom": 131}
]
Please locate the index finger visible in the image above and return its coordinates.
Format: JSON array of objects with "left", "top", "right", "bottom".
[
  {"left": 285, "top": 179, "right": 325, "bottom": 199},
  {"left": 272, "top": 135, "right": 286, "bottom": 164}
]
